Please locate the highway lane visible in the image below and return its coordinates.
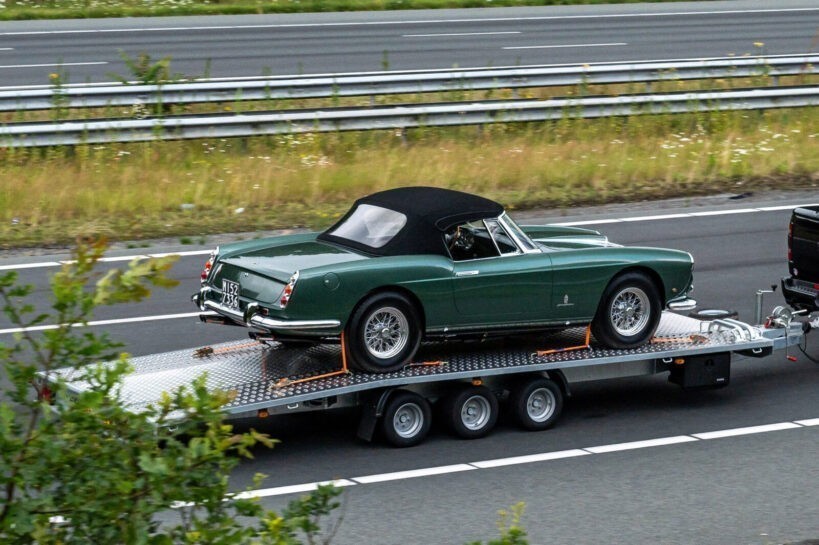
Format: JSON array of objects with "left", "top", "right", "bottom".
[
  {"left": 2, "top": 193, "right": 818, "bottom": 543},
  {"left": 0, "top": 0, "right": 817, "bottom": 86}
]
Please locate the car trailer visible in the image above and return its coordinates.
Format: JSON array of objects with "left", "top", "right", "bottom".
[{"left": 47, "top": 309, "right": 809, "bottom": 447}]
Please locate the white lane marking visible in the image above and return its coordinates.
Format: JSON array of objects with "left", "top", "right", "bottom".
[
  {"left": 504, "top": 42, "right": 626, "bottom": 50},
  {"left": 352, "top": 464, "right": 476, "bottom": 484},
  {"left": 1, "top": 8, "right": 816, "bottom": 35},
  {"left": 692, "top": 422, "right": 801, "bottom": 439},
  {"left": 235, "top": 418, "right": 818, "bottom": 498},
  {"left": 232, "top": 479, "right": 356, "bottom": 500},
  {"left": 0, "top": 61, "right": 107, "bottom": 69},
  {"left": 0, "top": 52, "right": 809, "bottom": 90},
  {"left": 472, "top": 448, "right": 590, "bottom": 469},
  {"left": 0, "top": 261, "right": 62, "bottom": 270},
  {"left": 551, "top": 202, "right": 819, "bottom": 227},
  {"left": 0, "top": 48, "right": 14, "bottom": 51},
  {"left": 2, "top": 202, "right": 816, "bottom": 271},
  {"left": 0, "top": 312, "right": 202, "bottom": 335},
  {"left": 0, "top": 251, "right": 210, "bottom": 271},
  {"left": 584, "top": 435, "right": 698, "bottom": 454},
  {"left": 403, "top": 31, "right": 520, "bottom": 37}
]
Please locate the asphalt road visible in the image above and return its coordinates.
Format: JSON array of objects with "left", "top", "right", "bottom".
[
  {"left": 2, "top": 191, "right": 818, "bottom": 544},
  {"left": 0, "top": 0, "right": 817, "bottom": 86}
]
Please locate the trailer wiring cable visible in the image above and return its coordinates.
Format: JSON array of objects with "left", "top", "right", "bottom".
[{"left": 797, "top": 322, "right": 819, "bottom": 365}]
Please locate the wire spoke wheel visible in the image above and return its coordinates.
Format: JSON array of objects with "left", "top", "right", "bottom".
[
  {"left": 363, "top": 306, "right": 409, "bottom": 360},
  {"left": 609, "top": 286, "right": 650, "bottom": 336}
]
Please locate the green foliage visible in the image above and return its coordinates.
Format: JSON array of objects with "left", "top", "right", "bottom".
[
  {"left": 467, "top": 503, "right": 529, "bottom": 545},
  {"left": 0, "top": 238, "right": 343, "bottom": 544},
  {"left": 111, "top": 50, "right": 177, "bottom": 86}
]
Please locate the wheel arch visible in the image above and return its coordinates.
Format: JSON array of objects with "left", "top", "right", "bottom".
[
  {"left": 347, "top": 285, "right": 427, "bottom": 333},
  {"left": 609, "top": 265, "right": 666, "bottom": 301}
]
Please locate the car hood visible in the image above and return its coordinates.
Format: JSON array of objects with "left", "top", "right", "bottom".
[
  {"left": 522, "top": 225, "right": 621, "bottom": 250},
  {"left": 219, "top": 240, "right": 367, "bottom": 283}
]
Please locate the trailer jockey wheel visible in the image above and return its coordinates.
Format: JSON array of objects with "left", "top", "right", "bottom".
[
  {"left": 688, "top": 308, "right": 739, "bottom": 321},
  {"left": 510, "top": 377, "right": 563, "bottom": 431},
  {"left": 443, "top": 385, "right": 499, "bottom": 439},
  {"left": 381, "top": 390, "right": 432, "bottom": 447}
]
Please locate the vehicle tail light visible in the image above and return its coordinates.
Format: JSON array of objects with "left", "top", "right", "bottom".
[
  {"left": 200, "top": 248, "right": 218, "bottom": 283},
  {"left": 279, "top": 271, "right": 299, "bottom": 308},
  {"left": 787, "top": 219, "right": 793, "bottom": 262}
]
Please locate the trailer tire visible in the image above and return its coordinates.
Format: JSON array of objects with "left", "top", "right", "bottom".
[
  {"left": 347, "top": 292, "right": 422, "bottom": 373},
  {"left": 592, "top": 271, "right": 661, "bottom": 349},
  {"left": 511, "top": 377, "right": 563, "bottom": 431},
  {"left": 443, "top": 385, "right": 499, "bottom": 439},
  {"left": 381, "top": 390, "right": 431, "bottom": 447}
]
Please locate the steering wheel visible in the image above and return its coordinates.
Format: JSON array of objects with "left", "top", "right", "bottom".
[{"left": 449, "top": 226, "right": 475, "bottom": 253}]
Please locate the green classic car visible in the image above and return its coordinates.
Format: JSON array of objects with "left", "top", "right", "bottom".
[{"left": 193, "top": 187, "right": 695, "bottom": 372}]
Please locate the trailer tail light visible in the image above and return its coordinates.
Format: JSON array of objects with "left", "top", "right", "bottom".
[
  {"left": 279, "top": 271, "right": 299, "bottom": 308},
  {"left": 200, "top": 248, "right": 218, "bottom": 283}
]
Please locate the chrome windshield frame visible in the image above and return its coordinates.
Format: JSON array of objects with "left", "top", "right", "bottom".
[{"left": 498, "top": 213, "right": 541, "bottom": 254}]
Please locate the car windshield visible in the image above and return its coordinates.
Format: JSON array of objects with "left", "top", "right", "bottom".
[
  {"left": 500, "top": 214, "right": 538, "bottom": 252},
  {"left": 328, "top": 204, "right": 408, "bottom": 249}
]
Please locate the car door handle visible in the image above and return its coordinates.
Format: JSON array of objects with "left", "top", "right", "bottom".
[{"left": 455, "top": 270, "right": 480, "bottom": 277}]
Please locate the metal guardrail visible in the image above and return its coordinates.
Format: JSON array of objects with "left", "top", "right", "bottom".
[
  {"left": 3, "top": 86, "right": 817, "bottom": 147},
  {"left": 0, "top": 55, "right": 816, "bottom": 112}
]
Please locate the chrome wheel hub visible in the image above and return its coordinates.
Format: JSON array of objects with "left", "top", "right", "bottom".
[
  {"left": 363, "top": 306, "right": 409, "bottom": 359},
  {"left": 610, "top": 287, "right": 650, "bottom": 336}
]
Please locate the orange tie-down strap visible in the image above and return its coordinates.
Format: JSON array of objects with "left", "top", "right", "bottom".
[
  {"left": 270, "top": 333, "right": 352, "bottom": 390},
  {"left": 193, "top": 341, "right": 265, "bottom": 358},
  {"left": 535, "top": 326, "right": 592, "bottom": 357}
]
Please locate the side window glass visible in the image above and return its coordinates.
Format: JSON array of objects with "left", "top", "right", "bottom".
[{"left": 445, "top": 221, "right": 500, "bottom": 261}]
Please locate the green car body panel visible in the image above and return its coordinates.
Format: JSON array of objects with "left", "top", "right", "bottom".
[{"left": 197, "top": 224, "right": 694, "bottom": 338}]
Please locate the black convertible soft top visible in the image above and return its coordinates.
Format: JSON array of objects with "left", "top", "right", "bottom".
[{"left": 317, "top": 186, "right": 504, "bottom": 257}]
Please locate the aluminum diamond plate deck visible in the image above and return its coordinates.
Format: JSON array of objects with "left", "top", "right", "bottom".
[{"left": 49, "top": 312, "right": 789, "bottom": 415}]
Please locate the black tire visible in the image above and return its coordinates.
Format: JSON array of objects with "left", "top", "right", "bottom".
[
  {"left": 443, "top": 385, "right": 499, "bottom": 439},
  {"left": 688, "top": 308, "right": 739, "bottom": 321},
  {"left": 381, "top": 390, "right": 432, "bottom": 447},
  {"left": 510, "top": 377, "right": 563, "bottom": 431},
  {"left": 591, "top": 271, "right": 662, "bottom": 349},
  {"left": 346, "top": 292, "right": 422, "bottom": 373}
]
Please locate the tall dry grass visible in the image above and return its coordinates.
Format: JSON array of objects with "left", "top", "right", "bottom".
[{"left": 1, "top": 107, "right": 817, "bottom": 248}]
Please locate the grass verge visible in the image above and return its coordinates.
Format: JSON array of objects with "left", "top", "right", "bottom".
[
  {"left": 0, "top": 0, "right": 701, "bottom": 21},
  {"left": 1, "top": 107, "right": 817, "bottom": 249}
]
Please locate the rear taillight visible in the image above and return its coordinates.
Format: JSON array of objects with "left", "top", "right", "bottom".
[
  {"left": 200, "top": 248, "right": 218, "bottom": 283},
  {"left": 279, "top": 271, "right": 299, "bottom": 308},
  {"left": 787, "top": 219, "right": 793, "bottom": 262}
]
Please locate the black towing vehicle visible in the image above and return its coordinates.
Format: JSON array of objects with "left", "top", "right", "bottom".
[{"left": 783, "top": 206, "right": 819, "bottom": 312}]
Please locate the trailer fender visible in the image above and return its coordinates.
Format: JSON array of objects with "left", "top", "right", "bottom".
[
  {"left": 356, "top": 388, "right": 398, "bottom": 442},
  {"left": 545, "top": 369, "right": 571, "bottom": 398}
]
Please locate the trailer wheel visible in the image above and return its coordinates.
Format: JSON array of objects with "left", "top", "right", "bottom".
[
  {"left": 347, "top": 292, "right": 421, "bottom": 373},
  {"left": 443, "top": 385, "right": 499, "bottom": 439},
  {"left": 381, "top": 390, "right": 431, "bottom": 447},
  {"left": 511, "top": 377, "right": 563, "bottom": 431},
  {"left": 592, "top": 271, "right": 661, "bottom": 349}
]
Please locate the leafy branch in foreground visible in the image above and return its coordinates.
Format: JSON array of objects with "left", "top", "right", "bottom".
[{"left": 0, "top": 238, "right": 343, "bottom": 544}]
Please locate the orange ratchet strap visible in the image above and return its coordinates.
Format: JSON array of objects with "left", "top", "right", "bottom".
[
  {"left": 535, "top": 326, "right": 592, "bottom": 357},
  {"left": 270, "top": 333, "right": 352, "bottom": 390}
]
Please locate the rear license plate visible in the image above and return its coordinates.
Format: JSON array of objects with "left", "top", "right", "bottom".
[{"left": 221, "top": 279, "right": 240, "bottom": 310}]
